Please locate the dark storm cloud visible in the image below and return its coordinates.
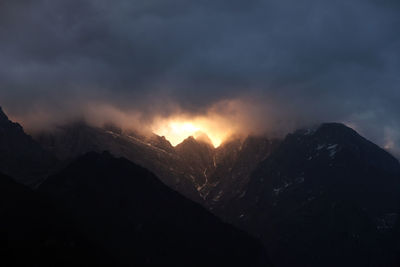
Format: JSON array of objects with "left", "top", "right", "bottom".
[{"left": 0, "top": 0, "right": 399, "bottom": 154}]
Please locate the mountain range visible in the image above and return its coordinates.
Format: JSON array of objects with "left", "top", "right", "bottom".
[
  {"left": 0, "top": 107, "right": 268, "bottom": 266},
  {"left": 1, "top": 106, "right": 400, "bottom": 266}
]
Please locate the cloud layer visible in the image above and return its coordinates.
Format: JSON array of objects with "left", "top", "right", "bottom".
[{"left": 0, "top": 0, "right": 399, "bottom": 154}]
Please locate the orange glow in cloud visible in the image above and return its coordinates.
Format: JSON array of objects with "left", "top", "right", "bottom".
[{"left": 152, "top": 114, "right": 236, "bottom": 148}]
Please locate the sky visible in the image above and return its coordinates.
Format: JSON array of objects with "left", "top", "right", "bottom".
[{"left": 0, "top": 0, "right": 399, "bottom": 155}]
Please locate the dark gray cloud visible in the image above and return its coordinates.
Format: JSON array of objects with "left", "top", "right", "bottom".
[{"left": 0, "top": 0, "right": 399, "bottom": 155}]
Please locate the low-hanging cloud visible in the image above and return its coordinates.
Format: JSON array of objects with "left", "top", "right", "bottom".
[{"left": 0, "top": 0, "right": 399, "bottom": 155}]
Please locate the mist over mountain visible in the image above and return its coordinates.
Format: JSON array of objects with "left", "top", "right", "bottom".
[{"left": 34, "top": 120, "right": 278, "bottom": 203}]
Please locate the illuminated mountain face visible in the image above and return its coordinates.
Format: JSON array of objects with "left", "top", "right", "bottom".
[{"left": 152, "top": 116, "right": 236, "bottom": 148}]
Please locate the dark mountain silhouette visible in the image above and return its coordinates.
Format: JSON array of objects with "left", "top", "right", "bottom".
[
  {"left": 0, "top": 171, "right": 112, "bottom": 265},
  {"left": 2, "top": 106, "right": 400, "bottom": 266},
  {"left": 0, "top": 107, "right": 57, "bottom": 185},
  {"left": 225, "top": 123, "right": 400, "bottom": 267},
  {"left": 39, "top": 151, "right": 268, "bottom": 266}
]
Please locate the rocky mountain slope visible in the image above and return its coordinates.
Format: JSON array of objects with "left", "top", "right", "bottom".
[
  {"left": 36, "top": 122, "right": 202, "bottom": 201},
  {"left": 204, "top": 136, "right": 280, "bottom": 211},
  {"left": 224, "top": 123, "right": 400, "bottom": 267},
  {"left": 35, "top": 122, "right": 274, "bottom": 203}
]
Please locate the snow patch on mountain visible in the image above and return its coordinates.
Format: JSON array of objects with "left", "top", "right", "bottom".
[{"left": 327, "top": 144, "right": 339, "bottom": 158}]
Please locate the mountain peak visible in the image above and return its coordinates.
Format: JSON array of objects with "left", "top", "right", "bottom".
[
  {"left": 194, "top": 131, "right": 214, "bottom": 146},
  {"left": 177, "top": 135, "right": 214, "bottom": 150},
  {"left": 294, "top": 122, "right": 361, "bottom": 141},
  {"left": 179, "top": 135, "right": 197, "bottom": 145},
  {"left": 0, "top": 106, "right": 9, "bottom": 122},
  {"left": 289, "top": 122, "right": 400, "bottom": 173},
  {"left": 318, "top": 122, "right": 356, "bottom": 134}
]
